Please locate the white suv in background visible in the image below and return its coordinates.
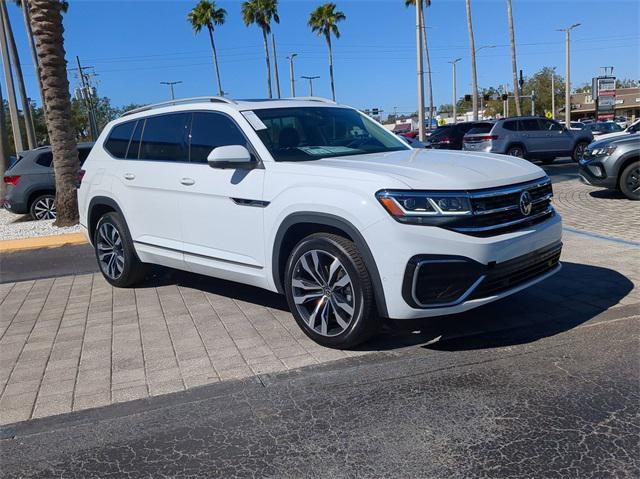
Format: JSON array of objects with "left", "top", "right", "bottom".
[{"left": 78, "top": 97, "right": 562, "bottom": 348}]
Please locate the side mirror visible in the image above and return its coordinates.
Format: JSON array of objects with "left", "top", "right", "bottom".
[{"left": 207, "top": 145, "right": 255, "bottom": 169}]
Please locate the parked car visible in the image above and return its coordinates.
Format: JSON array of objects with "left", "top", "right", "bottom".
[
  {"left": 559, "top": 121, "right": 585, "bottom": 131},
  {"left": 582, "top": 121, "right": 623, "bottom": 137},
  {"left": 614, "top": 116, "right": 629, "bottom": 129},
  {"left": 579, "top": 134, "right": 640, "bottom": 200},
  {"left": 596, "top": 118, "right": 640, "bottom": 142},
  {"left": 3, "top": 143, "right": 94, "bottom": 220},
  {"left": 463, "top": 116, "right": 593, "bottom": 163},
  {"left": 79, "top": 97, "right": 562, "bottom": 348},
  {"left": 423, "top": 121, "right": 494, "bottom": 150}
]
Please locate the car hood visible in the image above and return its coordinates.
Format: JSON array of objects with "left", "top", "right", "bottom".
[
  {"left": 594, "top": 130, "right": 634, "bottom": 142},
  {"left": 308, "top": 149, "right": 546, "bottom": 190}
]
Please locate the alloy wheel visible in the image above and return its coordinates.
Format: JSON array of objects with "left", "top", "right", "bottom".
[
  {"left": 291, "top": 249, "right": 355, "bottom": 337},
  {"left": 574, "top": 143, "right": 586, "bottom": 160},
  {"left": 626, "top": 166, "right": 640, "bottom": 193},
  {"left": 33, "top": 197, "right": 56, "bottom": 220},
  {"left": 508, "top": 147, "right": 523, "bottom": 158},
  {"left": 97, "top": 222, "right": 125, "bottom": 280}
]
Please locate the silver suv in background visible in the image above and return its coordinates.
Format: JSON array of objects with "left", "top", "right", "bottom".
[{"left": 463, "top": 116, "right": 593, "bottom": 164}]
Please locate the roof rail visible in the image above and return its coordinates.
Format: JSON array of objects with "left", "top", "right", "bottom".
[
  {"left": 120, "top": 96, "right": 236, "bottom": 117},
  {"left": 288, "top": 96, "right": 336, "bottom": 104}
]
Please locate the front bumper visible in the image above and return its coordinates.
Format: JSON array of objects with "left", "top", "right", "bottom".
[
  {"left": 363, "top": 211, "right": 563, "bottom": 319},
  {"left": 578, "top": 158, "right": 617, "bottom": 188}
]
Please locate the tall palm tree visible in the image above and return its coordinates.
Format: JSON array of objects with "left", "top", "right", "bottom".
[
  {"left": 187, "top": 0, "right": 226, "bottom": 96},
  {"left": 1, "top": 0, "right": 36, "bottom": 148},
  {"left": 308, "top": 3, "right": 345, "bottom": 102},
  {"left": 241, "top": 0, "right": 279, "bottom": 99},
  {"left": 464, "top": 0, "right": 478, "bottom": 120},
  {"left": 405, "top": 0, "right": 433, "bottom": 128},
  {"left": 28, "top": 0, "right": 78, "bottom": 226},
  {"left": 506, "top": 0, "right": 521, "bottom": 116}
]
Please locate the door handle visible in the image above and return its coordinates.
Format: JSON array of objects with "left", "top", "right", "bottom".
[
  {"left": 123, "top": 173, "right": 135, "bottom": 180},
  {"left": 180, "top": 178, "right": 195, "bottom": 186}
]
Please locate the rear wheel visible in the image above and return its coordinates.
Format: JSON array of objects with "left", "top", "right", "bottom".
[
  {"left": 284, "top": 233, "right": 378, "bottom": 349},
  {"left": 506, "top": 145, "right": 526, "bottom": 158},
  {"left": 29, "top": 194, "right": 56, "bottom": 220},
  {"left": 619, "top": 161, "right": 640, "bottom": 200},
  {"left": 572, "top": 142, "right": 588, "bottom": 162},
  {"left": 94, "top": 212, "right": 149, "bottom": 287}
]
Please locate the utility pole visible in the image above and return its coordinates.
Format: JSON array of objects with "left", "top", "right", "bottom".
[
  {"left": 415, "top": 0, "right": 425, "bottom": 141},
  {"left": 475, "top": 45, "right": 496, "bottom": 121},
  {"left": 531, "top": 90, "right": 535, "bottom": 116},
  {"left": 301, "top": 75, "right": 319, "bottom": 96},
  {"left": 272, "top": 33, "right": 281, "bottom": 99},
  {"left": 551, "top": 67, "right": 556, "bottom": 119},
  {"left": 558, "top": 23, "right": 580, "bottom": 125},
  {"left": 74, "top": 56, "right": 99, "bottom": 140},
  {"left": 287, "top": 54, "right": 297, "bottom": 97},
  {"left": 449, "top": 58, "right": 461, "bottom": 124},
  {"left": 160, "top": 81, "right": 182, "bottom": 100},
  {"left": 0, "top": 6, "right": 22, "bottom": 153},
  {"left": 504, "top": 84, "right": 509, "bottom": 117}
]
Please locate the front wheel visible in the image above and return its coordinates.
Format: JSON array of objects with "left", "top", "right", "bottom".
[
  {"left": 94, "top": 212, "right": 149, "bottom": 287},
  {"left": 619, "top": 161, "right": 640, "bottom": 200},
  {"left": 284, "top": 233, "right": 378, "bottom": 349},
  {"left": 572, "top": 142, "right": 588, "bottom": 162}
]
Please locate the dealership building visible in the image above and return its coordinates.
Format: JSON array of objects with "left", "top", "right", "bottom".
[{"left": 568, "top": 87, "right": 640, "bottom": 121}]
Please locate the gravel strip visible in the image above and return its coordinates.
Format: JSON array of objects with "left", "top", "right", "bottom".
[{"left": 0, "top": 208, "right": 82, "bottom": 241}]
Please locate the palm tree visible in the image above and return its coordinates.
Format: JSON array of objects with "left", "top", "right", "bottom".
[
  {"left": 187, "top": 0, "right": 226, "bottom": 96},
  {"left": 241, "top": 0, "right": 279, "bottom": 99},
  {"left": 28, "top": 0, "right": 79, "bottom": 226},
  {"left": 506, "top": 0, "right": 521, "bottom": 116},
  {"left": 405, "top": 0, "right": 433, "bottom": 128},
  {"left": 308, "top": 3, "right": 345, "bottom": 102},
  {"left": 464, "top": 0, "right": 479, "bottom": 120},
  {"left": 1, "top": 0, "right": 36, "bottom": 149}
]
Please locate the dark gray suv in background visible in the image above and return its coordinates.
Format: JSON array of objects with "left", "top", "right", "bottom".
[
  {"left": 3, "top": 143, "right": 93, "bottom": 220},
  {"left": 579, "top": 134, "right": 640, "bottom": 200},
  {"left": 463, "top": 116, "right": 593, "bottom": 164}
]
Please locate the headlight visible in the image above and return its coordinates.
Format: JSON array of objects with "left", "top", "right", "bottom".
[
  {"left": 588, "top": 145, "right": 617, "bottom": 157},
  {"left": 376, "top": 190, "right": 472, "bottom": 221}
]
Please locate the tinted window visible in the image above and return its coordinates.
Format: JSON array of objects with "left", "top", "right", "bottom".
[
  {"left": 127, "top": 120, "right": 143, "bottom": 159},
  {"left": 502, "top": 120, "right": 518, "bottom": 131},
  {"left": 105, "top": 121, "right": 135, "bottom": 158},
  {"left": 189, "top": 112, "right": 248, "bottom": 163},
  {"left": 78, "top": 148, "right": 92, "bottom": 165},
  {"left": 519, "top": 119, "right": 541, "bottom": 131},
  {"left": 35, "top": 152, "right": 53, "bottom": 167},
  {"left": 139, "top": 113, "right": 190, "bottom": 161},
  {"left": 466, "top": 126, "right": 493, "bottom": 135},
  {"left": 429, "top": 125, "right": 455, "bottom": 139}
]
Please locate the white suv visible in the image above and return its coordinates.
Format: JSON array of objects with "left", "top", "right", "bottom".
[{"left": 79, "top": 97, "right": 562, "bottom": 348}]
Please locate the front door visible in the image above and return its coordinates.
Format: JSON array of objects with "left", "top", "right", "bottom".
[
  {"left": 539, "top": 119, "right": 573, "bottom": 155},
  {"left": 179, "top": 111, "right": 266, "bottom": 287}
]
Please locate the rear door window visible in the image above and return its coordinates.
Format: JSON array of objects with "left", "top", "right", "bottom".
[
  {"left": 519, "top": 119, "right": 542, "bottom": 131},
  {"left": 502, "top": 120, "right": 518, "bottom": 131},
  {"left": 139, "top": 113, "right": 190, "bottom": 162},
  {"left": 105, "top": 121, "right": 136, "bottom": 158},
  {"left": 189, "top": 112, "right": 248, "bottom": 163}
]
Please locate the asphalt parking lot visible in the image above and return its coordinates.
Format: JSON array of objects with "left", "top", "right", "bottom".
[{"left": 1, "top": 160, "right": 639, "bottom": 478}]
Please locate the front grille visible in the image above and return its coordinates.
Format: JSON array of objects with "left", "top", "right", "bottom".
[
  {"left": 451, "top": 178, "right": 555, "bottom": 237},
  {"left": 469, "top": 242, "right": 562, "bottom": 300}
]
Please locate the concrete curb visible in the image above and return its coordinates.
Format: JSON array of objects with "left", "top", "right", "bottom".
[{"left": 0, "top": 233, "right": 88, "bottom": 253}]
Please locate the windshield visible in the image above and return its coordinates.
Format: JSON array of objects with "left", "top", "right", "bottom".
[{"left": 249, "top": 107, "right": 409, "bottom": 162}]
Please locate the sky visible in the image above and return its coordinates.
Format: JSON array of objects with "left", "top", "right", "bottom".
[{"left": 5, "top": 0, "right": 640, "bottom": 116}]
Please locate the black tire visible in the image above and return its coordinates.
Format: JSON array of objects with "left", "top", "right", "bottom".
[
  {"left": 619, "top": 161, "right": 640, "bottom": 201},
  {"left": 29, "top": 194, "right": 56, "bottom": 220},
  {"left": 93, "top": 212, "right": 149, "bottom": 287},
  {"left": 572, "top": 141, "right": 588, "bottom": 162},
  {"left": 284, "top": 233, "right": 378, "bottom": 349},
  {"left": 506, "top": 145, "right": 526, "bottom": 159}
]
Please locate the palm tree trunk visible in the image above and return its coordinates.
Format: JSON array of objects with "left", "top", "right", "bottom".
[
  {"left": 506, "top": 0, "right": 522, "bottom": 116},
  {"left": 207, "top": 26, "right": 223, "bottom": 96},
  {"left": 1, "top": 0, "right": 36, "bottom": 149},
  {"left": 21, "top": 0, "right": 46, "bottom": 120},
  {"left": 0, "top": 4, "right": 23, "bottom": 153},
  {"left": 465, "top": 0, "right": 478, "bottom": 120},
  {"left": 326, "top": 34, "right": 335, "bottom": 101},
  {"left": 262, "top": 28, "right": 272, "bottom": 99},
  {"left": 421, "top": 7, "right": 433, "bottom": 129},
  {"left": 271, "top": 33, "right": 281, "bottom": 99},
  {"left": 29, "top": 0, "right": 78, "bottom": 226}
]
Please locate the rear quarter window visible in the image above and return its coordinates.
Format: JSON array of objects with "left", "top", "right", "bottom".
[
  {"left": 35, "top": 152, "right": 53, "bottom": 168},
  {"left": 104, "top": 121, "right": 136, "bottom": 158}
]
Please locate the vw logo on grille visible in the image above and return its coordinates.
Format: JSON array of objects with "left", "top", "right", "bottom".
[{"left": 519, "top": 190, "right": 533, "bottom": 216}]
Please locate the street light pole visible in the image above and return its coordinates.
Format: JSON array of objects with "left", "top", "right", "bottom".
[
  {"left": 415, "top": 0, "right": 425, "bottom": 141},
  {"left": 476, "top": 45, "right": 496, "bottom": 120},
  {"left": 557, "top": 23, "right": 580, "bottom": 125},
  {"left": 448, "top": 58, "right": 461, "bottom": 124},
  {"left": 301, "top": 75, "right": 319, "bottom": 96},
  {"left": 160, "top": 81, "right": 182, "bottom": 100},
  {"left": 551, "top": 67, "right": 556, "bottom": 119},
  {"left": 287, "top": 54, "right": 298, "bottom": 97}
]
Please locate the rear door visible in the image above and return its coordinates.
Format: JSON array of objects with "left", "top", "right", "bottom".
[
  {"left": 108, "top": 113, "right": 191, "bottom": 269},
  {"left": 179, "top": 111, "right": 266, "bottom": 284},
  {"left": 518, "top": 118, "right": 547, "bottom": 155}
]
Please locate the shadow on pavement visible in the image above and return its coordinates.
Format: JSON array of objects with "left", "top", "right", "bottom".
[{"left": 589, "top": 188, "right": 627, "bottom": 200}]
